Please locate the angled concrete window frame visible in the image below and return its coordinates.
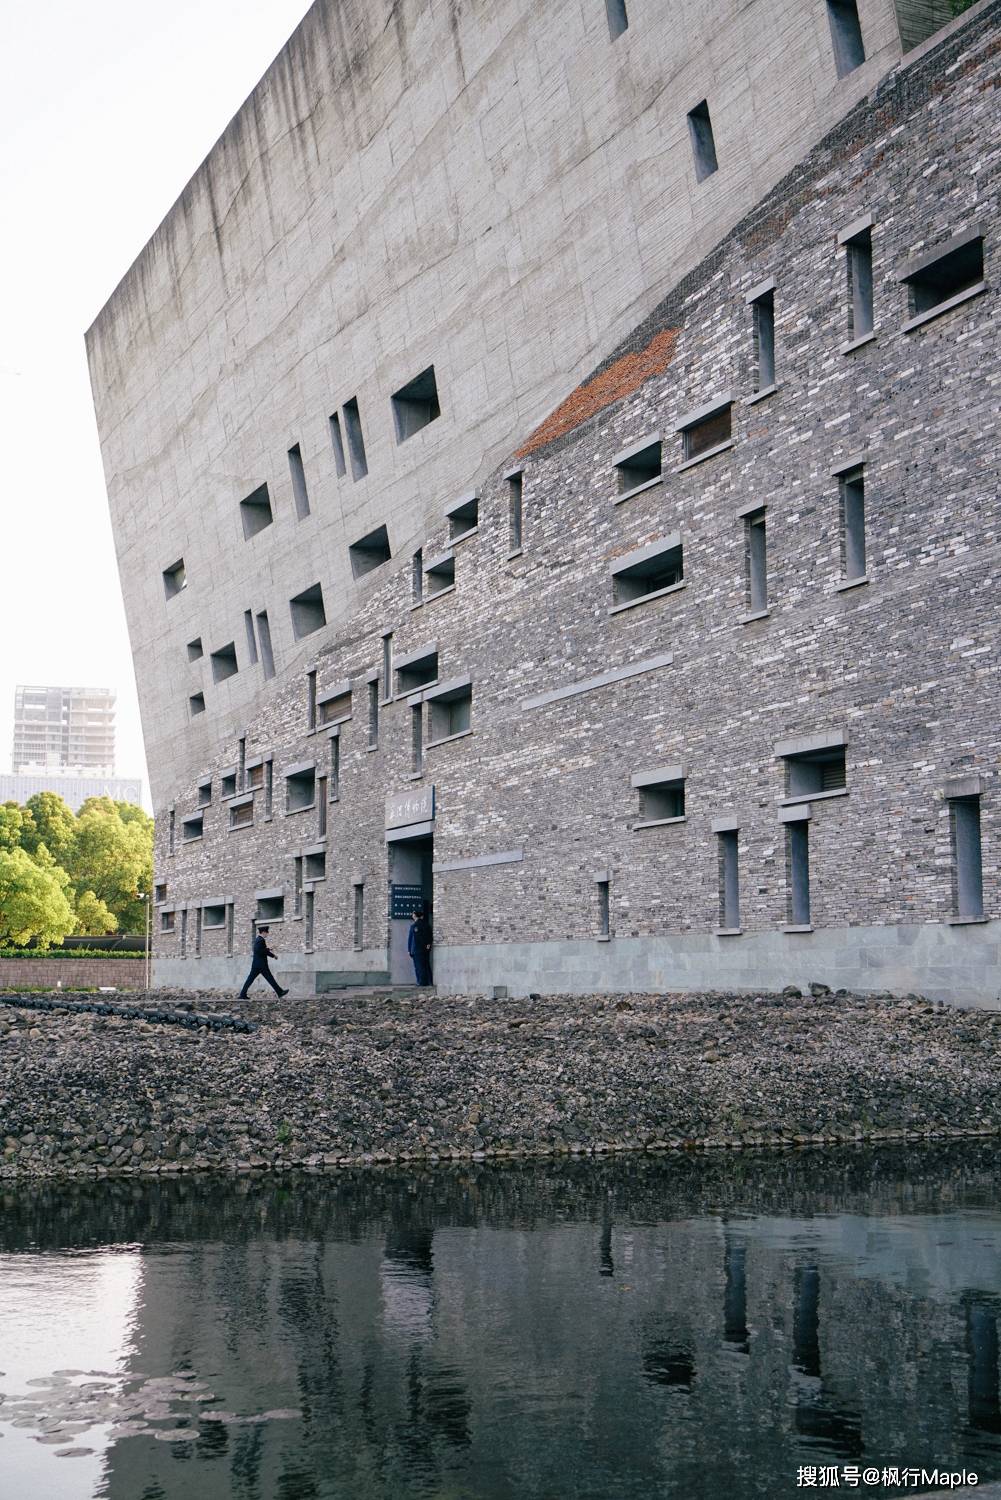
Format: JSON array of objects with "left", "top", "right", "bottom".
[
  {"left": 425, "top": 675, "right": 472, "bottom": 746},
  {"left": 239, "top": 483, "right": 273, "bottom": 540},
  {"left": 285, "top": 761, "right": 316, "bottom": 814},
  {"left": 342, "top": 397, "right": 368, "bottom": 479},
  {"left": 163, "top": 558, "right": 186, "bottom": 599},
  {"left": 425, "top": 550, "right": 455, "bottom": 599},
  {"left": 446, "top": 492, "right": 479, "bottom": 543},
  {"left": 605, "top": 0, "right": 628, "bottom": 40},
  {"left": 244, "top": 609, "right": 259, "bottom": 666},
  {"left": 898, "top": 225, "right": 987, "bottom": 332},
  {"left": 318, "top": 680, "right": 352, "bottom": 727},
  {"left": 777, "top": 729, "right": 848, "bottom": 803},
  {"left": 186, "top": 637, "right": 203, "bottom": 661},
  {"left": 328, "top": 411, "right": 347, "bottom": 477},
  {"left": 288, "top": 443, "right": 310, "bottom": 520},
  {"left": 181, "top": 811, "right": 204, "bottom": 842},
  {"left": 188, "top": 691, "right": 206, "bottom": 717},
  {"left": 631, "top": 764, "right": 686, "bottom": 828},
  {"left": 676, "top": 395, "right": 734, "bottom": 468},
  {"left": 687, "top": 99, "right": 718, "bottom": 182},
  {"left": 395, "top": 641, "right": 439, "bottom": 696},
  {"left": 209, "top": 642, "right": 238, "bottom": 684},
  {"left": 349, "top": 524, "right": 391, "bottom": 579},
  {"left": 289, "top": 583, "right": 326, "bottom": 640},
  {"left": 613, "top": 435, "right": 662, "bottom": 503},
  {"left": 392, "top": 365, "right": 440, "bottom": 442},
  {"left": 826, "top": 0, "right": 866, "bottom": 78},
  {"left": 256, "top": 610, "right": 276, "bottom": 679},
  {"left": 610, "top": 532, "right": 684, "bottom": 612}
]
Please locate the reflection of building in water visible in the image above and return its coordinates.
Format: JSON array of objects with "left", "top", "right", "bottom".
[{"left": 101, "top": 1204, "right": 1001, "bottom": 1498}]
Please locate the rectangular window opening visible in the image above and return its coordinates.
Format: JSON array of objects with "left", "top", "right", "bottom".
[
  {"left": 293, "top": 856, "right": 304, "bottom": 917},
  {"left": 182, "top": 812, "right": 204, "bottom": 843},
  {"left": 597, "top": 879, "right": 610, "bottom": 939},
  {"left": 197, "top": 778, "right": 212, "bottom": 807},
  {"left": 160, "top": 909, "right": 175, "bottom": 933},
  {"left": 425, "top": 553, "right": 455, "bottom": 598},
  {"left": 508, "top": 471, "right": 523, "bottom": 551},
  {"left": 304, "top": 889, "right": 315, "bottom": 951},
  {"left": 256, "top": 610, "right": 276, "bottom": 679},
  {"left": 186, "top": 637, "right": 203, "bottom": 662},
  {"left": 256, "top": 893, "right": 285, "bottom": 924},
  {"left": 427, "top": 680, "right": 472, "bottom": 744},
  {"left": 163, "top": 558, "right": 186, "bottom": 600},
  {"left": 615, "top": 440, "right": 661, "bottom": 499},
  {"left": 611, "top": 535, "right": 684, "bottom": 609},
  {"left": 902, "top": 232, "right": 985, "bottom": 320},
  {"left": 634, "top": 773, "right": 685, "bottom": 823},
  {"left": 786, "top": 822, "right": 811, "bottom": 926},
  {"left": 826, "top": 0, "right": 866, "bottom": 77},
  {"left": 229, "top": 799, "right": 253, "bottom": 831},
  {"left": 687, "top": 100, "right": 718, "bottom": 183},
  {"left": 392, "top": 366, "right": 440, "bottom": 442},
  {"left": 839, "top": 467, "right": 866, "bottom": 582},
  {"left": 447, "top": 494, "right": 479, "bottom": 542},
  {"left": 718, "top": 830, "right": 740, "bottom": 930},
  {"left": 382, "top": 633, "right": 393, "bottom": 700},
  {"left": 288, "top": 443, "right": 310, "bottom": 520},
  {"left": 396, "top": 647, "right": 439, "bottom": 696},
  {"left": 307, "top": 670, "right": 317, "bottom": 733},
  {"left": 239, "top": 484, "right": 273, "bottom": 540},
  {"left": 237, "top": 736, "right": 246, "bottom": 790},
  {"left": 264, "top": 760, "right": 274, "bottom": 819},
  {"left": 752, "top": 290, "right": 775, "bottom": 391},
  {"left": 220, "top": 768, "right": 237, "bottom": 798},
  {"left": 349, "top": 525, "right": 392, "bottom": 579},
  {"left": 226, "top": 903, "right": 235, "bottom": 957},
  {"left": 785, "top": 745, "right": 847, "bottom": 798},
  {"left": 411, "top": 703, "right": 423, "bottom": 774},
  {"left": 329, "top": 736, "right": 340, "bottom": 800},
  {"left": 203, "top": 903, "right": 226, "bottom": 930},
  {"left": 289, "top": 583, "right": 326, "bottom": 641},
  {"left": 168, "top": 808, "right": 176, "bottom": 856},
  {"left": 847, "top": 228, "right": 874, "bottom": 339},
  {"left": 353, "top": 883, "right": 364, "bottom": 949},
  {"left": 318, "top": 685, "right": 352, "bottom": 727},
  {"left": 329, "top": 412, "right": 347, "bottom": 477},
  {"left": 951, "top": 795, "right": 984, "bottom": 920},
  {"left": 154, "top": 882, "right": 167, "bottom": 904},
  {"left": 189, "top": 692, "right": 206, "bottom": 718},
  {"left": 286, "top": 766, "right": 316, "bottom": 814},
  {"left": 209, "top": 642, "right": 238, "bottom": 685},
  {"left": 682, "top": 403, "right": 732, "bottom": 463},
  {"left": 180, "top": 909, "right": 188, "bottom": 958},
  {"left": 412, "top": 548, "right": 424, "bottom": 604},
  {"left": 317, "top": 777, "right": 327, "bottom": 839},
  {"left": 368, "top": 680, "right": 379, "bottom": 749},
  {"left": 244, "top": 610, "right": 259, "bottom": 666},
  {"left": 605, "top": 0, "right": 628, "bottom": 40},
  {"left": 305, "top": 850, "right": 326, "bottom": 883},
  {"left": 343, "top": 398, "right": 368, "bottom": 480},
  {"left": 745, "top": 510, "right": 768, "bottom": 613}
]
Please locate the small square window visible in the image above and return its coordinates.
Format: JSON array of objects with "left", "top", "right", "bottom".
[
  {"left": 679, "top": 401, "right": 732, "bottom": 464},
  {"left": 900, "top": 230, "right": 985, "bottom": 328},
  {"left": 425, "top": 552, "right": 455, "bottom": 597},
  {"left": 203, "top": 903, "right": 227, "bottom": 929},
  {"left": 781, "top": 740, "right": 848, "bottom": 799},
  {"left": 210, "top": 643, "right": 238, "bottom": 684},
  {"left": 186, "top": 637, "right": 203, "bottom": 661},
  {"left": 614, "top": 439, "right": 662, "bottom": 500},
  {"left": 256, "top": 894, "right": 284, "bottom": 923},
  {"left": 446, "top": 494, "right": 479, "bottom": 542},
  {"left": 396, "top": 645, "right": 439, "bottom": 695},
  {"left": 189, "top": 692, "right": 206, "bottom": 717},
  {"left": 163, "top": 559, "right": 186, "bottom": 599},
  {"left": 220, "top": 769, "right": 238, "bottom": 799},
  {"left": 160, "top": 909, "right": 176, "bottom": 933},
  {"left": 426, "top": 679, "right": 472, "bottom": 745},
  {"left": 392, "top": 366, "right": 440, "bottom": 442},
  {"left": 289, "top": 583, "right": 326, "bottom": 640},
  {"left": 631, "top": 767, "right": 686, "bottom": 826},
  {"left": 197, "top": 778, "right": 212, "bottom": 807},
  {"left": 239, "top": 483, "right": 273, "bottom": 540},
  {"left": 229, "top": 799, "right": 253, "bottom": 830},
  {"left": 348, "top": 525, "right": 391, "bottom": 579},
  {"left": 286, "top": 765, "right": 316, "bottom": 813},
  {"left": 182, "top": 812, "right": 204, "bottom": 842},
  {"left": 305, "top": 851, "right": 326, "bottom": 882}
]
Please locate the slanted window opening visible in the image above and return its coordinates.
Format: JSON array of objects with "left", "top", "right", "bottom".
[
  {"left": 349, "top": 525, "right": 391, "bottom": 579},
  {"left": 288, "top": 443, "right": 310, "bottom": 520},
  {"left": 412, "top": 549, "right": 424, "bottom": 604},
  {"left": 426, "top": 678, "right": 473, "bottom": 746},
  {"left": 786, "top": 822, "right": 811, "bottom": 927},
  {"left": 751, "top": 288, "right": 776, "bottom": 392},
  {"left": 186, "top": 637, "right": 203, "bottom": 661},
  {"left": 210, "top": 642, "right": 238, "bottom": 684},
  {"left": 425, "top": 552, "right": 455, "bottom": 599},
  {"left": 899, "top": 229, "right": 986, "bottom": 331},
  {"left": 197, "top": 778, "right": 212, "bottom": 808},
  {"left": 286, "top": 764, "right": 316, "bottom": 814},
  {"left": 508, "top": 470, "right": 524, "bottom": 552},
  {"left": 687, "top": 100, "right": 718, "bottom": 182},
  {"left": 614, "top": 439, "right": 662, "bottom": 502},
  {"left": 329, "top": 412, "right": 347, "bottom": 477},
  {"left": 343, "top": 397, "right": 368, "bottom": 479},
  {"left": 244, "top": 610, "right": 259, "bottom": 666},
  {"left": 395, "top": 644, "right": 439, "bottom": 696},
  {"left": 605, "top": 0, "right": 628, "bottom": 40},
  {"left": 678, "top": 400, "right": 733, "bottom": 466},
  {"left": 368, "top": 680, "right": 379, "bottom": 750},
  {"left": 632, "top": 767, "right": 686, "bottom": 829},
  {"left": 189, "top": 692, "right": 206, "bottom": 717},
  {"left": 163, "top": 559, "right": 186, "bottom": 600},
  {"left": 239, "top": 484, "right": 273, "bottom": 540},
  {"left": 289, "top": 583, "right": 326, "bottom": 640},
  {"left": 838, "top": 465, "right": 867, "bottom": 583},
  {"left": 256, "top": 610, "right": 276, "bottom": 679},
  {"left": 392, "top": 366, "right": 440, "bottom": 443},
  {"left": 950, "top": 794, "right": 985, "bottom": 921},
  {"left": 610, "top": 534, "right": 684, "bottom": 612},
  {"left": 411, "top": 702, "right": 423, "bottom": 774},
  {"left": 826, "top": 0, "right": 866, "bottom": 78},
  {"left": 744, "top": 508, "right": 768, "bottom": 614},
  {"left": 718, "top": 830, "right": 741, "bottom": 931},
  {"left": 182, "top": 812, "right": 204, "bottom": 843},
  {"left": 446, "top": 494, "right": 479, "bottom": 543}
]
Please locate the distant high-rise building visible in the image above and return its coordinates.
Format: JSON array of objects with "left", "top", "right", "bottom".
[{"left": 12, "top": 685, "right": 117, "bottom": 775}]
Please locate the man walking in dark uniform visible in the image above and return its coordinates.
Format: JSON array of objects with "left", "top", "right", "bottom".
[
  {"left": 238, "top": 925, "right": 289, "bottom": 999},
  {"left": 407, "top": 906, "right": 433, "bottom": 986}
]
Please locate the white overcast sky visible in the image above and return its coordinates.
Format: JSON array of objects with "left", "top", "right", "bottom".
[{"left": 0, "top": 0, "right": 312, "bottom": 801}]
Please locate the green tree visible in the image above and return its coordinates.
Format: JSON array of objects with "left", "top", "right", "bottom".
[
  {"left": 0, "top": 847, "right": 76, "bottom": 949},
  {"left": 66, "top": 798, "right": 153, "bottom": 934},
  {"left": 22, "top": 791, "right": 76, "bottom": 864},
  {"left": 74, "top": 889, "right": 118, "bottom": 936},
  {"left": 0, "top": 802, "right": 30, "bottom": 852}
]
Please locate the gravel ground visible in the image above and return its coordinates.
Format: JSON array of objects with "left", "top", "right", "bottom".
[{"left": 1, "top": 985, "right": 999, "bottom": 1178}]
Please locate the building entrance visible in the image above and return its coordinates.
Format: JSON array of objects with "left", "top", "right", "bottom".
[{"left": 388, "top": 834, "right": 434, "bottom": 985}]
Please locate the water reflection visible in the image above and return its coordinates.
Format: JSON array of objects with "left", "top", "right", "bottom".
[{"left": 0, "top": 1144, "right": 1000, "bottom": 1499}]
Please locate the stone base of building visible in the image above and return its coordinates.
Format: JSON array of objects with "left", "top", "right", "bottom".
[{"left": 154, "top": 922, "right": 1000, "bottom": 1008}]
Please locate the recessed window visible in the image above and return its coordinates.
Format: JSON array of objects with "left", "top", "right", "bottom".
[
  {"left": 826, "top": 0, "right": 865, "bottom": 78},
  {"left": 687, "top": 100, "right": 718, "bottom": 183},
  {"left": 839, "top": 220, "right": 874, "bottom": 341},
  {"left": 317, "top": 777, "right": 328, "bottom": 838},
  {"left": 220, "top": 768, "right": 238, "bottom": 799},
  {"left": 411, "top": 702, "right": 423, "bottom": 774},
  {"left": 396, "top": 643, "right": 439, "bottom": 695},
  {"left": 382, "top": 633, "right": 393, "bottom": 700},
  {"left": 329, "top": 412, "right": 347, "bottom": 477},
  {"left": 256, "top": 610, "right": 276, "bottom": 680},
  {"left": 244, "top": 610, "right": 259, "bottom": 666},
  {"left": 631, "top": 766, "right": 685, "bottom": 827},
  {"left": 425, "top": 552, "right": 455, "bottom": 598},
  {"left": 293, "top": 856, "right": 303, "bottom": 916},
  {"left": 614, "top": 438, "right": 662, "bottom": 501},
  {"left": 899, "top": 228, "right": 986, "bottom": 330},
  {"left": 426, "top": 677, "right": 472, "bottom": 745},
  {"left": 288, "top": 444, "right": 310, "bottom": 520},
  {"left": 780, "top": 735, "right": 848, "bottom": 800},
  {"left": 239, "top": 484, "right": 273, "bottom": 540},
  {"left": 750, "top": 287, "right": 775, "bottom": 391},
  {"left": 786, "top": 820, "right": 811, "bottom": 927},
  {"left": 412, "top": 549, "right": 424, "bottom": 604},
  {"left": 160, "top": 909, "right": 176, "bottom": 933},
  {"left": 229, "top": 798, "right": 253, "bottom": 830},
  {"left": 368, "top": 679, "right": 379, "bottom": 749},
  {"left": 246, "top": 762, "right": 265, "bottom": 790},
  {"left": 168, "top": 808, "right": 175, "bottom": 855},
  {"left": 596, "top": 876, "right": 611, "bottom": 939},
  {"left": 210, "top": 642, "right": 238, "bottom": 684},
  {"left": 678, "top": 399, "right": 733, "bottom": 464},
  {"left": 392, "top": 365, "right": 440, "bottom": 442},
  {"left": 349, "top": 524, "right": 391, "bottom": 578},
  {"left": 186, "top": 637, "right": 203, "bottom": 661},
  {"left": 182, "top": 812, "right": 203, "bottom": 842},
  {"left": 154, "top": 882, "right": 167, "bottom": 904},
  {"left": 343, "top": 397, "right": 368, "bottom": 479},
  {"left": 289, "top": 583, "right": 326, "bottom": 640},
  {"left": 508, "top": 470, "right": 524, "bottom": 552},
  {"left": 718, "top": 830, "right": 741, "bottom": 931},
  {"left": 197, "top": 777, "right": 212, "bottom": 807},
  {"left": 163, "top": 559, "right": 186, "bottom": 599},
  {"left": 203, "top": 903, "right": 226, "bottom": 929},
  {"left": 264, "top": 760, "right": 274, "bottom": 819},
  {"left": 950, "top": 794, "right": 984, "bottom": 920},
  {"left": 307, "top": 670, "right": 317, "bottom": 732},
  {"left": 329, "top": 735, "right": 340, "bottom": 799},
  {"left": 352, "top": 883, "right": 365, "bottom": 949},
  {"left": 286, "top": 764, "right": 316, "bottom": 814},
  {"left": 838, "top": 465, "right": 866, "bottom": 582},
  {"left": 305, "top": 850, "right": 326, "bottom": 882},
  {"left": 610, "top": 534, "right": 684, "bottom": 611},
  {"left": 605, "top": 0, "right": 628, "bottom": 39},
  {"left": 256, "top": 893, "right": 284, "bottom": 923},
  {"left": 446, "top": 493, "right": 479, "bottom": 542},
  {"left": 189, "top": 692, "right": 206, "bottom": 717},
  {"left": 744, "top": 507, "right": 768, "bottom": 613},
  {"left": 318, "top": 683, "right": 352, "bottom": 727}
]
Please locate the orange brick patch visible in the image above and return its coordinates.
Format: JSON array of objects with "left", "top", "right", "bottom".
[{"left": 517, "top": 325, "right": 680, "bottom": 457}]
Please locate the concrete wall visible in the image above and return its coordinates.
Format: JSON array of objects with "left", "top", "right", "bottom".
[
  {"left": 0, "top": 959, "right": 146, "bottom": 991},
  {"left": 88, "top": 0, "right": 912, "bottom": 808}
]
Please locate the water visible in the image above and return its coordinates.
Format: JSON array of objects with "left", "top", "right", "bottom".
[{"left": 1, "top": 1146, "right": 1000, "bottom": 1499}]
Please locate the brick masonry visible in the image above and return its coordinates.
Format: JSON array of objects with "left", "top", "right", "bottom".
[
  {"left": 96, "top": 2, "right": 1001, "bottom": 1003},
  {"left": 0, "top": 960, "right": 146, "bottom": 992}
]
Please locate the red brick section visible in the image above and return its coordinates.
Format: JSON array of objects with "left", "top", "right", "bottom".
[
  {"left": 516, "top": 326, "right": 680, "bottom": 457},
  {"left": 0, "top": 959, "right": 146, "bottom": 991}
]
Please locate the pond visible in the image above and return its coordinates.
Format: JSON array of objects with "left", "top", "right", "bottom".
[{"left": 0, "top": 1146, "right": 999, "bottom": 1499}]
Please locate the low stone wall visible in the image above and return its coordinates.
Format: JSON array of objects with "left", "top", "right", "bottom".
[
  {"left": 2, "top": 985, "right": 1001, "bottom": 1180},
  {"left": 0, "top": 959, "right": 146, "bottom": 991}
]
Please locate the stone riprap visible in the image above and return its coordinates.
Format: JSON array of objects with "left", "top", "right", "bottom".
[{"left": 2, "top": 988, "right": 1000, "bottom": 1180}]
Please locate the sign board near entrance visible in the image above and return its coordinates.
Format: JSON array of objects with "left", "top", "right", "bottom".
[
  {"left": 391, "top": 884, "right": 425, "bottom": 919},
  {"left": 386, "top": 784, "right": 435, "bottom": 830}
]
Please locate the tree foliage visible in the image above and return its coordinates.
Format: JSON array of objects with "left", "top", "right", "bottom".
[{"left": 0, "top": 795, "right": 152, "bottom": 946}]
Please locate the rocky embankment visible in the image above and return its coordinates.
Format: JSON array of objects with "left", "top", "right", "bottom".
[{"left": 2, "top": 986, "right": 1000, "bottom": 1179}]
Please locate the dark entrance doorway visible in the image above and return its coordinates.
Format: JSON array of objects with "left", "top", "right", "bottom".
[{"left": 388, "top": 833, "right": 433, "bottom": 984}]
